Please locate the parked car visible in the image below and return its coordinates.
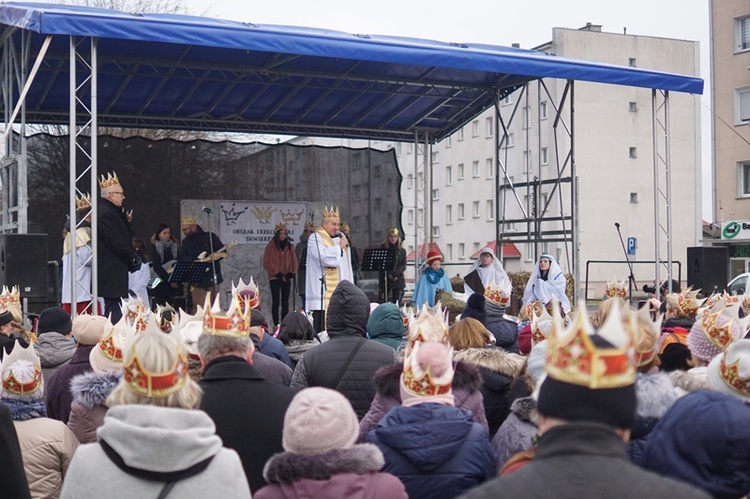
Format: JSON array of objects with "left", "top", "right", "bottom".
[{"left": 727, "top": 273, "right": 750, "bottom": 296}]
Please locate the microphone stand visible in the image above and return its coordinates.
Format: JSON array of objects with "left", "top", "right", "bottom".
[
  {"left": 205, "top": 209, "right": 219, "bottom": 300},
  {"left": 314, "top": 217, "right": 327, "bottom": 333},
  {"left": 614, "top": 222, "right": 637, "bottom": 303}
]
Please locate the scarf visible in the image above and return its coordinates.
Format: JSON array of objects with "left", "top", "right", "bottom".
[
  {"left": 2, "top": 397, "right": 47, "bottom": 421},
  {"left": 154, "top": 238, "right": 178, "bottom": 263},
  {"left": 424, "top": 267, "right": 445, "bottom": 284}
]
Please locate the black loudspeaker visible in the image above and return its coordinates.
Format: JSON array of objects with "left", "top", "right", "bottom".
[
  {"left": 687, "top": 246, "right": 729, "bottom": 293},
  {"left": 0, "top": 234, "right": 49, "bottom": 298}
]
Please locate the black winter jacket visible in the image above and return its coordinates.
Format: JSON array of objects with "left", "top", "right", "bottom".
[{"left": 97, "top": 198, "right": 137, "bottom": 298}]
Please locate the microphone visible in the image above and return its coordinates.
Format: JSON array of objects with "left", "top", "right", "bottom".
[
  {"left": 202, "top": 207, "right": 214, "bottom": 214},
  {"left": 615, "top": 222, "right": 620, "bottom": 229}
]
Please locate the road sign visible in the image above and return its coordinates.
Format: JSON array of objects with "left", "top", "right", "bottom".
[{"left": 627, "top": 237, "right": 636, "bottom": 261}]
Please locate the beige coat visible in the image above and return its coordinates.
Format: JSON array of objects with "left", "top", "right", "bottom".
[{"left": 15, "top": 417, "right": 79, "bottom": 498}]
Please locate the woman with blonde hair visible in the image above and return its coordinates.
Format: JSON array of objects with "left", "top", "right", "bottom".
[
  {"left": 61, "top": 321, "right": 251, "bottom": 499},
  {"left": 450, "top": 318, "right": 525, "bottom": 438}
]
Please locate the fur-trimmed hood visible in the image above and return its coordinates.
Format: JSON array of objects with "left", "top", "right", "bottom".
[
  {"left": 453, "top": 347, "right": 525, "bottom": 378},
  {"left": 509, "top": 396, "right": 538, "bottom": 423},
  {"left": 263, "top": 444, "right": 384, "bottom": 484},
  {"left": 668, "top": 369, "right": 709, "bottom": 396},
  {"left": 70, "top": 370, "right": 121, "bottom": 410},
  {"left": 634, "top": 372, "right": 677, "bottom": 419},
  {"left": 372, "top": 360, "right": 481, "bottom": 399}
]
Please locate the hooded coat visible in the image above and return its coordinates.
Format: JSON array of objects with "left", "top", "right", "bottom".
[
  {"left": 367, "top": 303, "right": 406, "bottom": 350},
  {"left": 453, "top": 347, "right": 525, "bottom": 438},
  {"left": 290, "top": 281, "right": 397, "bottom": 419},
  {"left": 367, "top": 403, "right": 497, "bottom": 499},
  {"left": 358, "top": 361, "right": 489, "bottom": 441},
  {"left": 256, "top": 444, "right": 407, "bottom": 499},
  {"left": 67, "top": 371, "right": 121, "bottom": 443},
  {"left": 60, "top": 405, "right": 251, "bottom": 499},
  {"left": 35, "top": 332, "right": 76, "bottom": 385},
  {"left": 491, "top": 396, "right": 539, "bottom": 467}
]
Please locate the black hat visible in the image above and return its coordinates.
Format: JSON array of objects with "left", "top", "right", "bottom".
[
  {"left": 461, "top": 293, "right": 487, "bottom": 324},
  {"left": 0, "top": 310, "right": 12, "bottom": 327},
  {"left": 250, "top": 309, "right": 268, "bottom": 329},
  {"left": 37, "top": 307, "right": 73, "bottom": 335}
]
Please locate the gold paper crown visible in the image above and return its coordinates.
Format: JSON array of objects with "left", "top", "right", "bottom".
[
  {"left": 388, "top": 227, "right": 400, "bottom": 235},
  {"left": 0, "top": 285, "right": 21, "bottom": 307},
  {"left": 274, "top": 222, "right": 288, "bottom": 233},
  {"left": 604, "top": 276, "right": 628, "bottom": 299},
  {"left": 674, "top": 287, "right": 706, "bottom": 318},
  {"left": 304, "top": 221, "right": 314, "bottom": 231},
  {"left": 202, "top": 294, "right": 251, "bottom": 337},
  {"left": 97, "top": 316, "right": 133, "bottom": 363},
  {"left": 98, "top": 171, "right": 121, "bottom": 191},
  {"left": 698, "top": 300, "right": 748, "bottom": 351},
  {"left": 545, "top": 300, "right": 636, "bottom": 389},
  {"left": 742, "top": 294, "right": 750, "bottom": 318},
  {"left": 121, "top": 296, "right": 148, "bottom": 327},
  {"left": 484, "top": 280, "right": 511, "bottom": 308},
  {"left": 531, "top": 307, "right": 553, "bottom": 345},
  {"left": 232, "top": 277, "right": 260, "bottom": 310},
  {"left": 156, "top": 304, "right": 177, "bottom": 332},
  {"left": 123, "top": 318, "right": 188, "bottom": 398},
  {"left": 401, "top": 341, "right": 454, "bottom": 398},
  {"left": 717, "top": 341, "right": 750, "bottom": 398},
  {"left": 76, "top": 192, "right": 92, "bottom": 211},
  {"left": 406, "top": 303, "right": 450, "bottom": 352},
  {"left": 704, "top": 292, "right": 723, "bottom": 310},
  {"left": 631, "top": 305, "right": 662, "bottom": 367},
  {"left": 323, "top": 206, "right": 340, "bottom": 221},
  {"left": 181, "top": 215, "right": 197, "bottom": 226},
  {"left": 1, "top": 342, "right": 42, "bottom": 396}
]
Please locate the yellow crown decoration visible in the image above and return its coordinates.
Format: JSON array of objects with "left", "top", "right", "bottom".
[
  {"left": 123, "top": 318, "right": 188, "bottom": 398},
  {"left": 323, "top": 206, "right": 340, "bottom": 222},
  {"left": 1, "top": 342, "right": 42, "bottom": 396},
  {"left": 76, "top": 192, "right": 92, "bottom": 211},
  {"left": 181, "top": 215, "right": 197, "bottom": 226},
  {"left": 406, "top": 303, "right": 450, "bottom": 354},
  {"left": 98, "top": 171, "right": 121, "bottom": 191},
  {"left": 674, "top": 287, "right": 706, "bottom": 319},
  {"left": 484, "top": 280, "right": 511, "bottom": 308},
  {"left": 388, "top": 227, "right": 400, "bottom": 236},
  {"left": 202, "top": 294, "right": 251, "bottom": 337},
  {"left": 231, "top": 277, "right": 260, "bottom": 311},
  {"left": 531, "top": 307, "right": 553, "bottom": 345},
  {"left": 0, "top": 285, "right": 21, "bottom": 307},
  {"left": 699, "top": 300, "right": 748, "bottom": 351},
  {"left": 604, "top": 276, "right": 628, "bottom": 299},
  {"left": 401, "top": 340, "right": 454, "bottom": 398},
  {"left": 274, "top": 222, "right": 288, "bottom": 233},
  {"left": 546, "top": 300, "right": 636, "bottom": 389}
]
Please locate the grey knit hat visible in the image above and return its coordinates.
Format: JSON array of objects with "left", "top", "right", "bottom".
[{"left": 282, "top": 387, "right": 359, "bottom": 455}]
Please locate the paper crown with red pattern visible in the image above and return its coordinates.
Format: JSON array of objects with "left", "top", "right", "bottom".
[
  {"left": 484, "top": 280, "right": 512, "bottom": 308},
  {"left": 401, "top": 340, "right": 454, "bottom": 398},
  {"left": 708, "top": 339, "right": 750, "bottom": 401},
  {"left": 531, "top": 307, "right": 553, "bottom": 346},
  {"left": 545, "top": 300, "right": 636, "bottom": 389},
  {"left": 323, "top": 206, "right": 340, "bottom": 221},
  {"left": 89, "top": 315, "right": 134, "bottom": 374},
  {"left": 687, "top": 299, "right": 748, "bottom": 362},
  {"left": 231, "top": 277, "right": 260, "bottom": 310},
  {"left": 156, "top": 304, "right": 177, "bottom": 332},
  {"left": 76, "top": 192, "right": 92, "bottom": 211},
  {"left": 98, "top": 171, "right": 121, "bottom": 191},
  {"left": 604, "top": 276, "right": 628, "bottom": 299},
  {"left": 0, "top": 285, "right": 20, "bottom": 307},
  {"left": 669, "top": 287, "right": 705, "bottom": 318},
  {"left": 630, "top": 304, "right": 662, "bottom": 368},
  {"left": 202, "top": 294, "right": 251, "bottom": 337},
  {"left": 1, "top": 341, "right": 42, "bottom": 396},
  {"left": 123, "top": 318, "right": 188, "bottom": 398},
  {"left": 406, "top": 303, "right": 450, "bottom": 351},
  {"left": 121, "top": 296, "right": 148, "bottom": 327}
]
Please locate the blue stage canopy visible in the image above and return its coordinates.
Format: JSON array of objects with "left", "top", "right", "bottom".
[{"left": 0, "top": 2, "right": 704, "bottom": 141}]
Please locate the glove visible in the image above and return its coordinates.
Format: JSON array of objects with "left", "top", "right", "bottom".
[
  {"left": 285, "top": 273, "right": 294, "bottom": 281},
  {"left": 128, "top": 254, "right": 142, "bottom": 272},
  {"left": 275, "top": 273, "right": 284, "bottom": 279}
]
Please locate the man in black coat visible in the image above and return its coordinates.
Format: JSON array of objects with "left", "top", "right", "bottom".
[
  {"left": 179, "top": 216, "right": 224, "bottom": 312},
  {"left": 97, "top": 171, "right": 140, "bottom": 322},
  {"left": 198, "top": 318, "right": 295, "bottom": 494}
]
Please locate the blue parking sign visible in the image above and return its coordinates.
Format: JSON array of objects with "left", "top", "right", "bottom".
[{"left": 627, "top": 237, "right": 637, "bottom": 255}]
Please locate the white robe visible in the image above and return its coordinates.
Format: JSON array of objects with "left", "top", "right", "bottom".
[
  {"left": 128, "top": 261, "right": 151, "bottom": 308},
  {"left": 61, "top": 227, "right": 93, "bottom": 304},
  {"left": 305, "top": 228, "right": 353, "bottom": 311}
]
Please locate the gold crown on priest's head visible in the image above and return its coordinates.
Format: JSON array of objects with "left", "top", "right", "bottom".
[
  {"left": 484, "top": 280, "right": 511, "bottom": 308},
  {"left": 98, "top": 171, "right": 121, "bottom": 191},
  {"left": 545, "top": 299, "right": 637, "bottom": 389},
  {"left": 323, "top": 206, "right": 340, "bottom": 222},
  {"left": 604, "top": 276, "right": 628, "bottom": 299},
  {"left": 202, "top": 294, "right": 251, "bottom": 338},
  {"left": 76, "top": 192, "right": 92, "bottom": 211}
]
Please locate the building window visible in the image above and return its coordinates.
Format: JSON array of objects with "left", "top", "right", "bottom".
[
  {"left": 447, "top": 243, "right": 453, "bottom": 260},
  {"left": 628, "top": 57, "right": 636, "bottom": 67},
  {"left": 629, "top": 101, "right": 637, "bottom": 113},
  {"left": 431, "top": 151, "right": 440, "bottom": 164},
  {"left": 736, "top": 16, "right": 750, "bottom": 52},
  {"left": 408, "top": 209, "right": 414, "bottom": 225},
  {"left": 407, "top": 174, "right": 414, "bottom": 189},
  {"left": 541, "top": 147, "right": 549, "bottom": 166},
  {"left": 407, "top": 245, "right": 414, "bottom": 256},
  {"left": 446, "top": 205, "right": 453, "bottom": 224},
  {"left": 486, "top": 200, "right": 494, "bottom": 221},
  {"left": 396, "top": 143, "right": 402, "bottom": 155},
  {"left": 432, "top": 226, "right": 440, "bottom": 238},
  {"left": 432, "top": 189, "right": 439, "bottom": 201},
  {"left": 630, "top": 192, "right": 638, "bottom": 204},
  {"left": 629, "top": 147, "right": 637, "bottom": 159},
  {"left": 502, "top": 94, "right": 513, "bottom": 106},
  {"left": 473, "top": 242, "right": 480, "bottom": 254},
  {"left": 418, "top": 209, "right": 424, "bottom": 225},
  {"left": 458, "top": 127, "right": 465, "bottom": 140},
  {"left": 540, "top": 101, "right": 548, "bottom": 120},
  {"left": 446, "top": 136, "right": 452, "bottom": 148},
  {"left": 374, "top": 165, "right": 381, "bottom": 177},
  {"left": 418, "top": 171, "right": 425, "bottom": 190},
  {"left": 408, "top": 143, "right": 414, "bottom": 153},
  {"left": 472, "top": 120, "right": 479, "bottom": 137},
  {"left": 459, "top": 243, "right": 465, "bottom": 259},
  {"left": 503, "top": 133, "right": 514, "bottom": 149},
  {"left": 472, "top": 160, "right": 480, "bottom": 178},
  {"left": 458, "top": 203, "right": 465, "bottom": 220},
  {"left": 736, "top": 87, "right": 750, "bottom": 124},
  {"left": 485, "top": 117, "right": 494, "bottom": 137},
  {"left": 738, "top": 161, "right": 750, "bottom": 197},
  {"left": 446, "top": 165, "right": 452, "bottom": 185},
  {"left": 458, "top": 163, "right": 465, "bottom": 180},
  {"left": 486, "top": 158, "right": 494, "bottom": 179},
  {"left": 523, "top": 106, "right": 531, "bottom": 130},
  {"left": 473, "top": 201, "right": 480, "bottom": 218}
]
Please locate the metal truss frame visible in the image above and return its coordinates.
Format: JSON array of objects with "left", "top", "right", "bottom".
[{"left": 652, "top": 89, "right": 674, "bottom": 294}]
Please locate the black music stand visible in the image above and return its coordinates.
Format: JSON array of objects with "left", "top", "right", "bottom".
[
  {"left": 169, "top": 262, "right": 210, "bottom": 311},
  {"left": 361, "top": 248, "right": 397, "bottom": 303}
]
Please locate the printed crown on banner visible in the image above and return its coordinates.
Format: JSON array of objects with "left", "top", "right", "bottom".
[
  {"left": 401, "top": 340, "right": 454, "bottom": 399},
  {"left": 323, "top": 206, "right": 340, "bottom": 222},
  {"left": 0, "top": 285, "right": 21, "bottom": 308},
  {"left": 98, "top": 171, "right": 121, "bottom": 191},
  {"left": 604, "top": 276, "right": 628, "bottom": 299},
  {"left": 123, "top": 317, "right": 188, "bottom": 398},
  {"left": 202, "top": 294, "right": 251, "bottom": 337},
  {"left": 672, "top": 287, "right": 706, "bottom": 319},
  {"left": 156, "top": 304, "right": 177, "bottom": 332},
  {"left": 545, "top": 299, "right": 636, "bottom": 389},
  {"left": 406, "top": 303, "right": 450, "bottom": 353},
  {"left": 232, "top": 277, "right": 260, "bottom": 310},
  {"left": 75, "top": 192, "right": 92, "bottom": 211},
  {"left": 1, "top": 341, "right": 42, "bottom": 396},
  {"left": 531, "top": 307, "right": 554, "bottom": 346},
  {"left": 121, "top": 296, "right": 148, "bottom": 327},
  {"left": 629, "top": 304, "right": 663, "bottom": 368},
  {"left": 484, "top": 280, "right": 512, "bottom": 308}
]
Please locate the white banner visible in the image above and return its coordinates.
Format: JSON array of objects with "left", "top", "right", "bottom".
[{"left": 218, "top": 200, "right": 308, "bottom": 245}]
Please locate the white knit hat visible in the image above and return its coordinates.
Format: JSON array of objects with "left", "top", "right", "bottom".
[{"left": 282, "top": 387, "right": 358, "bottom": 455}]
